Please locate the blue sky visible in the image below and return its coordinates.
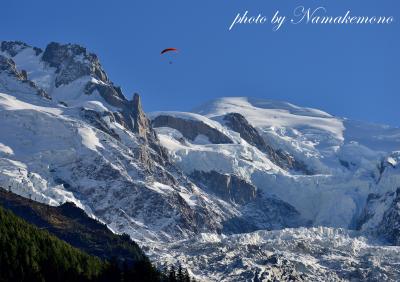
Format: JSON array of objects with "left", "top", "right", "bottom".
[{"left": 0, "top": 0, "right": 399, "bottom": 126}]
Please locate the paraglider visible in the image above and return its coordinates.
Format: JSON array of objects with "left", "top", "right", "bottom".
[
  {"left": 160, "top": 48, "right": 178, "bottom": 55},
  {"left": 160, "top": 48, "right": 178, "bottom": 64}
]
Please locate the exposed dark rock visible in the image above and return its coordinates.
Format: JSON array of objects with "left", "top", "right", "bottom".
[
  {"left": 190, "top": 170, "right": 256, "bottom": 204},
  {"left": 42, "top": 42, "right": 108, "bottom": 87},
  {"left": 356, "top": 188, "right": 400, "bottom": 245},
  {"left": 20, "top": 69, "right": 28, "bottom": 80},
  {"left": 58, "top": 101, "right": 68, "bottom": 107},
  {"left": 339, "top": 159, "right": 350, "bottom": 169},
  {"left": 130, "top": 93, "right": 150, "bottom": 137},
  {"left": 152, "top": 115, "right": 233, "bottom": 144},
  {"left": 125, "top": 94, "right": 170, "bottom": 168},
  {"left": 377, "top": 187, "right": 400, "bottom": 245},
  {"left": 355, "top": 192, "right": 385, "bottom": 231},
  {"left": 223, "top": 112, "right": 312, "bottom": 174},
  {"left": 0, "top": 55, "right": 26, "bottom": 80},
  {"left": 223, "top": 112, "right": 268, "bottom": 150},
  {"left": 84, "top": 81, "right": 126, "bottom": 108}
]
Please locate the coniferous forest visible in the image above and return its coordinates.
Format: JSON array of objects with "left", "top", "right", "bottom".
[{"left": 0, "top": 206, "right": 193, "bottom": 282}]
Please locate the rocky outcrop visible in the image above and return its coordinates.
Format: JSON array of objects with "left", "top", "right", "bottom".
[
  {"left": 223, "top": 112, "right": 267, "bottom": 151},
  {"left": 41, "top": 42, "right": 128, "bottom": 109},
  {"left": 223, "top": 112, "right": 312, "bottom": 174},
  {"left": 125, "top": 94, "right": 170, "bottom": 167},
  {"left": 152, "top": 115, "right": 233, "bottom": 144},
  {"left": 190, "top": 170, "right": 256, "bottom": 204},
  {"left": 0, "top": 55, "right": 26, "bottom": 80},
  {"left": 126, "top": 93, "right": 152, "bottom": 139},
  {"left": 42, "top": 42, "right": 108, "bottom": 87},
  {"left": 84, "top": 82, "right": 126, "bottom": 108},
  {"left": 377, "top": 188, "right": 400, "bottom": 245},
  {"left": 356, "top": 187, "right": 400, "bottom": 245}
]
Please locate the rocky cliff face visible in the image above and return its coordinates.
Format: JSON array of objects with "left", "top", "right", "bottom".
[
  {"left": 42, "top": 42, "right": 108, "bottom": 87},
  {"left": 152, "top": 115, "right": 233, "bottom": 144},
  {"left": 359, "top": 187, "right": 400, "bottom": 245},
  {"left": 377, "top": 187, "right": 400, "bottom": 245},
  {"left": 0, "top": 55, "right": 26, "bottom": 79},
  {"left": 190, "top": 170, "right": 256, "bottom": 205}
]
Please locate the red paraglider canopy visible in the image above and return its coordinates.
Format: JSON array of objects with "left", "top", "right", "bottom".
[{"left": 160, "top": 48, "right": 178, "bottom": 55}]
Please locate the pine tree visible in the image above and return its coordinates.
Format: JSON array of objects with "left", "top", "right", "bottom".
[
  {"left": 176, "top": 264, "right": 184, "bottom": 282},
  {"left": 183, "top": 268, "right": 191, "bottom": 282},
  {"left": 168, "top": 265, "right": 177, "bottom": 282}
]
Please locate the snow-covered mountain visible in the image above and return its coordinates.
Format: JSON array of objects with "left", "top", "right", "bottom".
[
  {"left": 0, "top": 41, "right": 399, "bottom": 281},
  {"left": 0, "top": 41, "right": 232, "bottom": 243},
  {"left": 150, "top": 97, "right": 400, "bottom": 232}
]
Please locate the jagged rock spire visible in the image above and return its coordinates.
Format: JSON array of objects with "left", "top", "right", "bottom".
[{"left": 131, "top": 93, "right": 149, "bottom": 138}]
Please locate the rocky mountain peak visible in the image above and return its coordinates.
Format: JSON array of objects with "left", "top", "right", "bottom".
[
  {"left": 132, "top": 92, "right": 142, "bottom": 111},
  {"left": 130, "top": 93, "right": 150, "bottom": 137},
  {"left": 42, "top": 42, "right": 108, "bottom": 87}
]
